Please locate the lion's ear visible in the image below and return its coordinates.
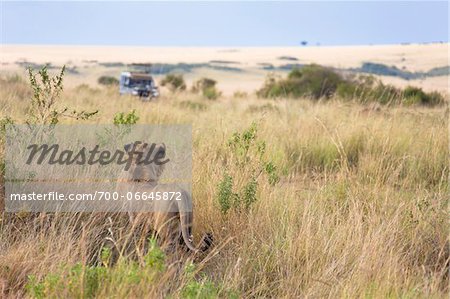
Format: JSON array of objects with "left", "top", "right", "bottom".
[{"left": 124, "top": 143, "right": 132, "bottom": 153}]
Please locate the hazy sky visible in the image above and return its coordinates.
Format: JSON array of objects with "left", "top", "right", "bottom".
[{"left": 1, "top": 1, "right": 448, "bottom": 46}]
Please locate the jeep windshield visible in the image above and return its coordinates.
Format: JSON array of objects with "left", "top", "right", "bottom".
[{"left": 124, "top": 78, "right": 152, "bottom": 87}]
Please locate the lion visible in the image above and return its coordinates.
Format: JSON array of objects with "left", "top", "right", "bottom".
[{"left": 113, "top": 141, "right": 213, "bottom": 256}]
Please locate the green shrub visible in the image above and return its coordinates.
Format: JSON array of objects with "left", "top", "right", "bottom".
[
  {"left": 336, "top": 81, "right": 357, "bottom": 99},
  {"left": 0, "top": 116, "right": 14, "bottom": 135},
  {"left": 192, "top": 78, "right": 217, "bottom": 92},
  {"left": 257, "top": 64, "right": 343, "bottom": 99},
  {"left": 26, "top": 238, "right": 166, "bottom": 299},
  {"left": 217, "top": 173, "right": 238, "bottom": 214},
  {"left": 241, "top": 177, "right": 258, "bottom": 210},
  {"left": 27, "top": 65, "right": 98, "bottom": 124},
  {"left": 180, "top": 263, "right": 238, "bottom": 299},
  {"left": 96, "top": 110, "right": 139, "bottom": 147},
  {"left": 258, "top": 64, "right": 445, "bottom": 106},
  {"left": 203, "top": 86, "right": 221, "bottom": 100},
  {"left": 181, "top": 279, "right": 220, "bottom": 299},
  {"left": 98, "top": 76, "right": 119, "bottom": 86},
  {"left": 26, "top": 263, "right": 107, "bottom": 299},
  {"left": 256, "top": 74, "right": 285, "bottom": 98},
  {"left": 104, "top": 110, "right": 140, "bottom": 143},
  {"left": 403, "top": 86, "right": 444, "bottom": 106},
  {"left": 192, "top": 78, "right": 221, "bottom": 100},
  {"left": 292, "top": 64, "right": 343, "bottom": 98},
  {"left": 113, "top": 109, "right": 139, "bottom": 125},
  {"left": 26, "top": 243, "right": 234, "bottom": 298},
  {"left": 160, "top": 74, "right": 186, "bottom": 92},
  {"left": 217, "top": 122, "right": 280, "bottom": 214}
]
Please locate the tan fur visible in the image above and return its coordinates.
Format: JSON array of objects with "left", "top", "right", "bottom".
[{"left": 116, "top": 142, "right": 211, "bottom": 254}]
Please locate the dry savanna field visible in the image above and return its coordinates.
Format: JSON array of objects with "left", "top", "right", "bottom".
[{"left": 0, "top": 44, "right": 449, "bottom": 298}]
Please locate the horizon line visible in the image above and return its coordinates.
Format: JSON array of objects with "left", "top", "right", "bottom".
[{"left": 2, "top": 41, "right": 449, "bottom": 48}]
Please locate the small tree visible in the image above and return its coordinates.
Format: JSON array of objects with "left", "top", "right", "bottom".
[
  {"left": 0, "top": 66, "right": 98, "bottom": 182},
  {"left": 27, "top": 65, "right": 98, "bottom": 124},
  {"left": 217, "top": 122, "right": 279, "bottom": 214}
]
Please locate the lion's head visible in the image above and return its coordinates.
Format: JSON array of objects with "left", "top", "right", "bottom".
[{"left": 123, "top": 141, "right": 167, "bottom": 182}]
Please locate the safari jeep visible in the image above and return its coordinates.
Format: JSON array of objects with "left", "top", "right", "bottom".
[{"left": 119, "top": 72, "right": 159, "bottom": 99}]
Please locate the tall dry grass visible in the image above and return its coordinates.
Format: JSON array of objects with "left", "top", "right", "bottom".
[{"left": 0, "top": 79, "right": 448, "bottom": 298}]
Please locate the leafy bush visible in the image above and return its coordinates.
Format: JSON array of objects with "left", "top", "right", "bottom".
[
  {"left": 27, "top": 65, "right": 98, "bottom": 124},
  {"left": 402, "top": 86, "right": 444, "bottom": 106},
  {"left": 0, "top": 116, "right": 14, "bottom": 135},
  {"left": 257, "top": 64, "right": 343, "bottom": 99},
  {"left": 256, "top": 74, "right": 285, "bottom": 98},
  {"left": 203, "top": 86, "right": 221, "bottom": 100},
  {"left": 339, "top": 80, "right": 439, "bottom": 106},
  {"left": 25, "top": 240, "right": 235, "bottom": 299},
  {"left": 217, "top": 173, "right": 237, "bottom": 214},
  {"left": 0, "top": 67, "right": 98, "bottom": 190},
  {"left": 181, "top": 263, "right": 238, "bottom": 299},
  {"left": 192, "top": 78, "right": 216, "bottom": 92},
  {"left": 217, "top": 122, "right": 279, "bottom": 214},
  {"left": 98, "top": 76, "right": 119, "bottom": 86},
  {"left": 289, "top": 64, "right": 343, "bottom": 98},
  {"left": 257, "top": 64, "right": 445, "bottom": 106},
  {"left": 94, "top": 110, "right": 139, "bottom": 146},
  {"left": 26, "top": 263, "right": 107, "bottom": 299},
  {"left": 192, "top": 78, "right": 221, "bottom": 100},
  {"left": 181, "top": 279, "right": 222, "bottom": 299},
  {"left": 160, "top": 74, "right": 186, "bottom": 92},
  {"left": 101, "top": 110, "right": 140, "bottom": 143},
  {"left": 25, "top": 238, "right": 166, "bottom": 299},
  {"left": 113, "top": 109, "right": 139, "bottom": 125}
]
